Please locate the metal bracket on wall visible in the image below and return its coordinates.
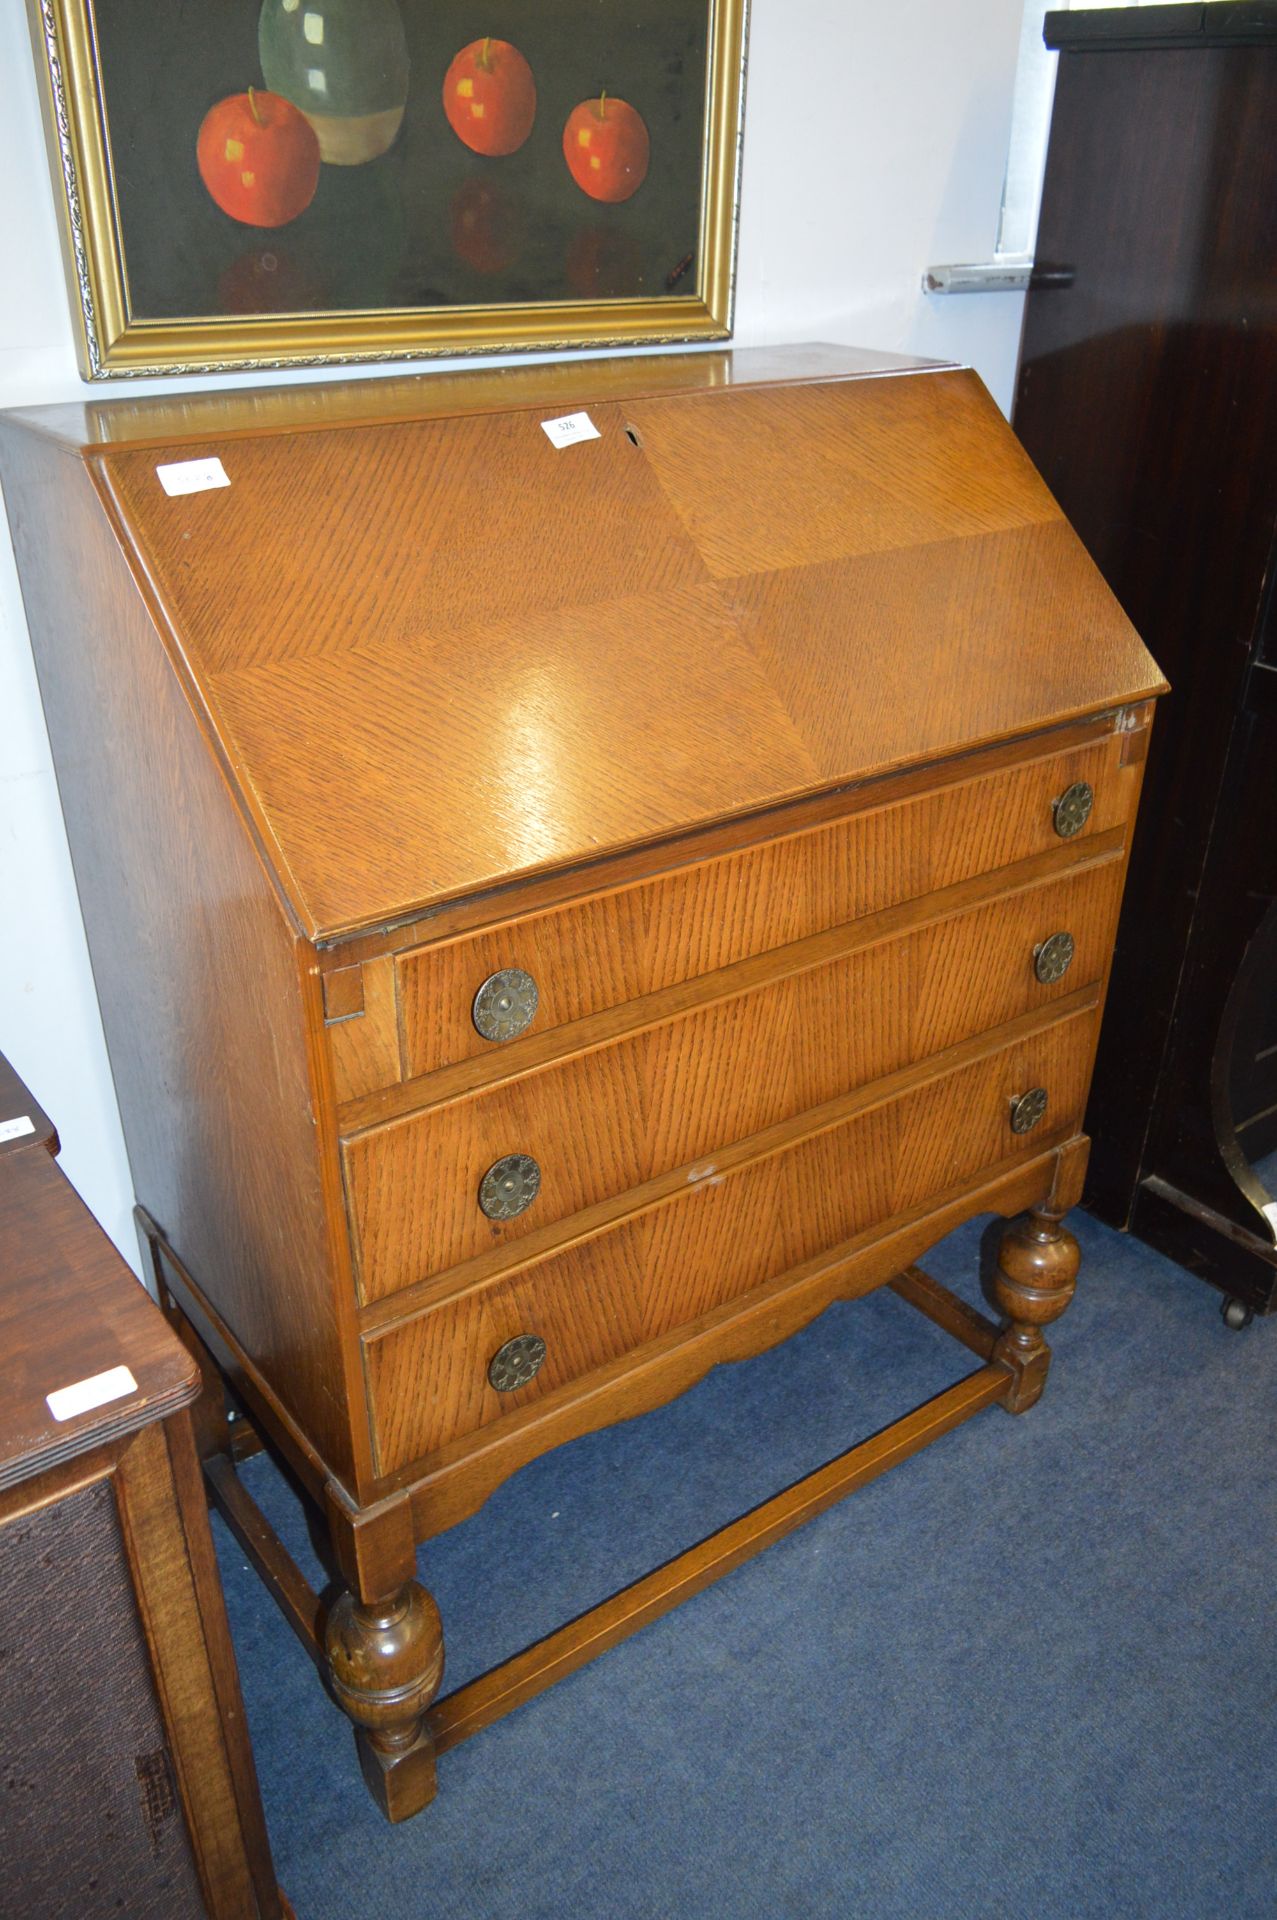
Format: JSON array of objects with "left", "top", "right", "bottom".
[{"left": 923, "top": 259, "right": 1034, "bottom": 294}]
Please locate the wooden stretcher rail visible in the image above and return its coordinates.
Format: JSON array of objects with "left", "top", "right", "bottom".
[
  {"left": 888, "top": 1265, "right": 1002, "bottom": 1359},
  {"left": 200, "top": 1269, "right": 1014, "bottom": 1755},
  {"left": 428, "top": 1359, "right": 1008, "bottom": 1754},
  {"left": 205, "top": 1454, "right": 326, "bottom": 1667}
]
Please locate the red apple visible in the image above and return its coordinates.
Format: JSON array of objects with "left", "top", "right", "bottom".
[
  {"left": 197, "top": 88, "right": 320, "bottom": 228},
  {"left": 563, "top": 93, "right": 650, "bottom": 204},
  {"left": 442, "top": 38, "right": 536, "bottom": 157}
]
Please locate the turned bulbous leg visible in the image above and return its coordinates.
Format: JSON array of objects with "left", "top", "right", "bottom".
[
  {"left": 990, "top": 1206, "right": 1080, "bottom": 1414},
  {"left": 325, "top": 1580, "right": 444, "bottom": 1822}
]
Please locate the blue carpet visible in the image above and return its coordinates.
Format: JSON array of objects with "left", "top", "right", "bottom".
[{"left": 213, "top": 1210, "right": 1277, "bottom": 1919}]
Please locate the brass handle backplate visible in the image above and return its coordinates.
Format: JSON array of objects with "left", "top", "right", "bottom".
[
  {"left": 1052, "top": 782, "right": 1094, "bottom": 838},
  {"left": 473, "top": 967, "right": 539, "bottom": 1043},
  {"left": 1033, "top": 932, "right": 1075, "bottom": 984},
  {"left": 488, "top": 1334, "right": 546, "bottom": 1392},
  {"left": 479, "top": 1153, "right": 542, "bottom": 1220},
  {"left": 1010, "top": 1087, "right": 1049, "bottom": 1134}
]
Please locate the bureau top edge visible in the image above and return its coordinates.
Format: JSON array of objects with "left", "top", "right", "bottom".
[{"left": 0, "top": 342, "right": 948, "bottom": 456}]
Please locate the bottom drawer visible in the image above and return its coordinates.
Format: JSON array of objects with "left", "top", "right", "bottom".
[{"left": 364, "top": 1007, "right": 1096, "bottom": 1474}]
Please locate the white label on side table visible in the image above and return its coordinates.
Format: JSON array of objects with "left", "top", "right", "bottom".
[
  {"left": 0, "top": 1115, "right": 36, "bottom": 1143},
  {"left": 156, "top": 457, "right": 231, "bottom": 497},
  {"left": 540, "top": 411, "right": 601, "bottom": 449},
  {"left": 46, "top": 1365, "right": 139, "bottom": 1422}
]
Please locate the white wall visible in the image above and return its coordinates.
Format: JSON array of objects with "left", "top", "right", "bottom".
[{"left": 0, "top": 0, "right": 1027, "bottom": 1265}]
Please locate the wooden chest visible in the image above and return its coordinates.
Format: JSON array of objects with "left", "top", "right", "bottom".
[
  {"left": 0, "top": 344, "right": 1165, "bottom": 1819},
  {"left": 0, "top": 1052, "right": 284, "bottom": 1917}
]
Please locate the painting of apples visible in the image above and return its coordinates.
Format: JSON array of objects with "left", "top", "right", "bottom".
[{"left": 88, "top": 0, "right": 717, "bottom": 325}]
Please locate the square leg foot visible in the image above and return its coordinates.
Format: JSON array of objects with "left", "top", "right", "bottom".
[{"left": 354, "top": 1725, "right": 438, "bottom": 1823}]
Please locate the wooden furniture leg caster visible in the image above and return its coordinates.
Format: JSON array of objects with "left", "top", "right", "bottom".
[{"left": 1221, "top": 1297, "right": 1256, "bottom": 1332}]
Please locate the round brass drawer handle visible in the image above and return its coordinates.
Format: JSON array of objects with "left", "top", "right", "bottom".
[
  {"left": 488, "top": 1333, "right": 546, "bottom": 1393},
  {"left": 1010, "top": 1087, "right": 1049, "bottom": 1134},
  {"left": 473, "top": 967, "right": 539, "bottom": 1043},
  {"left": 478, "top": 1153, "right": 542, "bottom": 1221},
  {"left": 1033, "top": 931, "right": 1076, "bottom": 984},
  {"left": 1052, "top": 781, "right": 1094, "bottom": 838}
]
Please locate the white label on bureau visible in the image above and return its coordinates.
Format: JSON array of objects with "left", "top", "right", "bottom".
[
  {"left": 46, "top": 1365, "right": 139, "bottom": 1423},
  {"left": 0, "top": 1115, "right": 35, "bottom": 1143},
  {"left": 540, "top": 410, "right": 601, "bottom": 449},
  {"left": 156, "top": 456, "right": 231, "bottom": 496}
]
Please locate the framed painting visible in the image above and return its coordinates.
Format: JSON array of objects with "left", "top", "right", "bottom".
[{"left": 25, "top": 0, "right": 748, "bottom": 379}]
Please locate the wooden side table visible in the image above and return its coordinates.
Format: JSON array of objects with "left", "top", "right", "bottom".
[{"left": 0, "top": 1055, "right": 287, "bottom": 1919}]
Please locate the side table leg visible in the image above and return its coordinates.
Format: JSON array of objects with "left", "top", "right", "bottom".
[{"left": 990, "top": 1205, "right": 1080, "bottom": 1414}]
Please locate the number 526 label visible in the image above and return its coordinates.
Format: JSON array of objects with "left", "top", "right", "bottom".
[{"left": 540, "top": 410, "right": 601, "bottom": 449}]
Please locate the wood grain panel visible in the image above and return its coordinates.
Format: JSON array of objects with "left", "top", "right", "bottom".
[
  {"left": 75, "top": 362, "right": 1161, "bottom": 941},
  {"left": 346, "top": 861, "right": 1121, "bottom": 1303},
  {"left": 97, "top": 403, "right": 711, "bottom": 679},
  {"left": 205, "top": 578, "right": 817, "bottom": 936},
  {"left": 630, "top": 370, "right": 1061, "bottom": 580},
  {"left": 364, "top": 1009, "right": 1097, "bottom": 1472},
  {"left": 725, "top": 519, "right": 1159, "bottom": 780},
  {"left": 394, "top": 731, "right": 1129, "bottom": 1087}
]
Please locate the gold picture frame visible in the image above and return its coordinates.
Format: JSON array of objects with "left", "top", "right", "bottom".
[{"left": 26, "top": 0, "right": 748, "bottom": 380}]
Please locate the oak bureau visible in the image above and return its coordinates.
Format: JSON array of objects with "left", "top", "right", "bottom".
[{"left": 0, "top": 344, "right": 1166, "bottom": 1821}]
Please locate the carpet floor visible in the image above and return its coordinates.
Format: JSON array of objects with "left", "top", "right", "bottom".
[{"left": 213, "top": 1207, "right": 1277, "bottom": 1920}]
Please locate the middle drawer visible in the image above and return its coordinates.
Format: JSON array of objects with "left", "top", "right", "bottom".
[{"left": 342, "top": 855, "right": 1122, "bottom": 1304}]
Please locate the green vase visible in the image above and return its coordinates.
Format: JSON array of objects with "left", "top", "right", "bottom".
[{"left": 259, "top": 0, "right": 410, "bottom": 165}]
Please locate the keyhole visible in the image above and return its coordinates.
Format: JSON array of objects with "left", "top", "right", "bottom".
[{"left": 624, "top": 424, "right": 643, "bottom": 449}]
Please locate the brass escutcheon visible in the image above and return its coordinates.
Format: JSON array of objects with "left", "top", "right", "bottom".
[
  {"left": 473, "top": 967, "right": 539, "bottom": 1043},
  {"left": 488, "top": 1333, "right": 547, "bottom": 1393},
  {"left": 1052, "top": 781, "right": 1094, "bottom": 838},
  {"left": 1010, "top": 1087, "right": 1049, "bottom": 1134},
  {"left": 1033, "top": 931, "right": 1075, "bottom": 984},
  {"left": 478, "top": 1153, "right": 542, "bottom": 1221}
]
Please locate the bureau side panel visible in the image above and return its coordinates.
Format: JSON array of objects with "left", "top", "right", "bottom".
[{"left": 0, "top": 430, "right": 357, "bottom": 1482}]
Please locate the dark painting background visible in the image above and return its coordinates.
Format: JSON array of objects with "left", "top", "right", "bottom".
[{"left": 95, "top": 0, "right": 709, "bottom": 320}]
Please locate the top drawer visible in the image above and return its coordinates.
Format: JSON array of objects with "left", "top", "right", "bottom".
[{"left": 391, "top": 733, "right": 1127, "bottom": 1083}]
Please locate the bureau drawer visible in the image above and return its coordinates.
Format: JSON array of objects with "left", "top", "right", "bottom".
[
  {"left": 393, "top": 733, "right": 1126, "bottom": 1084},
  {"left": 344, "top": 855, "right": 1122, "bottom": 1303},
  {"left": 363, "top": 1006, "right": 1097, "bottom": 1473}
]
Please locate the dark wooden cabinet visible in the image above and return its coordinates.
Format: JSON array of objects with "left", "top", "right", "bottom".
[
  {"left": 0, "top": 345, "right": 1163, "bottom": 1819},
  {"left": 1014, "top": 3, "right": 1277, "bottom": 1322},
  {"left": 0, "top": 1056, "right": 284, "bottom": 1917}
]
